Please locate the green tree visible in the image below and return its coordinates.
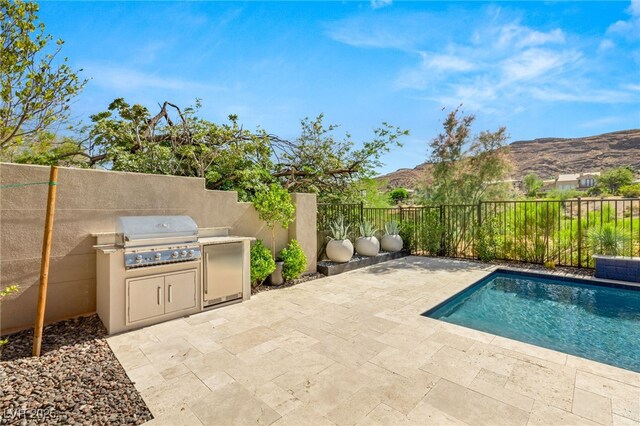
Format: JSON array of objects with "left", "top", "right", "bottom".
[
  {"left": 424, "top": 108, "right": 513, "bottom": 205},
  {"left": 389, "top": 187, "right": 409, "bottom": 204},
  {"left": 522, "top": 173, "right": 543, "bottom": 198},
  {"left": 252, "top": 183, "right": 295, "bottom": 258},
  {"left": 596, "top": 167, "right": 634, "bottom": 195},
  {"left": 1, "top": 0, "right": 85, "bottom": 151}
]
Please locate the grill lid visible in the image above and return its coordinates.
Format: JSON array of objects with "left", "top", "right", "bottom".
[{"left": 116, "top": 215, "right": 198, "bottom": 244}]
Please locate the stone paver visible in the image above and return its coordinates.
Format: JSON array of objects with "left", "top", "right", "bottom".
[{"left": 107, "top": 257, "right": 640, "bottom": 425}]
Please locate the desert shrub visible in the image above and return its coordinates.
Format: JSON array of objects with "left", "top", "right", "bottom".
[
  {"left": 250, "top": 240, "right": 276, "bottom": 286},
  {"left": 619, "top": 184, "right": 640, "bottom": 198},
  {"left": 475, "top": 217, "right": 499, "bottom": 262},
  {"left": 588, "top": 224, "right": 632, "bottom": 256},
  {"left": 280, "top": 240, "right": 307, "bottom": 281}
]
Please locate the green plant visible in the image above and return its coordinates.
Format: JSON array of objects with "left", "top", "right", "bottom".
[
  {"left": 544, "top": 260, "right": 556, "bottom": 269},
  {"left": 358, "top": 220, "right": 377, "bottom": 238},
  {"left": 280, "top": 240, "right": 307, "bottom": 281},
  {"left": 475, "top": 218, "right": 499, "bottom": 262},
  {"left": 384, "top": 221, "right": 401, "bottom": 235},
  {"left": 329, "top": 215, "right": 350, "bottom": 240},
  {"left": 253, "top": 183, "right": 295, "bottom": 258},
  {"left": 250, "top": 240, "right": 276, "bottom": 286},
  {"left": 389, "top": 188, "right": 409, "bottom": 204},
  {"left": 588, "top": 224, "right": 632, "bottom": 256},
  {"left": 620, "top": 184, "right": 640, "bottom": 198},
  {"left": 0, "top": 285, "right": 19, "bottom": 347}
]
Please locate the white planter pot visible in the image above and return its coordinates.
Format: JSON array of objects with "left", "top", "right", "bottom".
[
  {"left": 326, "top": 239, "right": 354, "bottom": 263},
  {"left": 381, "top": 234, "right": 403, "bottom": 252},
  {"left": 355, "top": 236, "right": 380, "bottom": 257}
]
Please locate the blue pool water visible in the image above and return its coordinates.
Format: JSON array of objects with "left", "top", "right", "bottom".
[{"left": 425, "top": 271, "right": 640, "bottom": 372}]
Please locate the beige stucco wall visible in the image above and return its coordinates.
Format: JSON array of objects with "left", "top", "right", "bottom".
[{"left": 0, "top": 163, "right": 316, "bottom": 334}]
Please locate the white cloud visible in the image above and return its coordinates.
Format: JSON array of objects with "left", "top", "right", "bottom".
[
  {"left": 86, "top": 65, "right": 225, "bottom": 93},
  {"left": 598, "top": 39, "right": 615, "bottom": 52},
  {"left": 370, "top": 0, "right": 392, "bottom": 10},
  {"left": 501, "top": 49, "right": 580, "bottom": 82},
  {"left": 607, "top": 0, "right": 640, "bottom": 40},
  {"left": 497, "top": 25, "right": 565, "bottom": 49}
]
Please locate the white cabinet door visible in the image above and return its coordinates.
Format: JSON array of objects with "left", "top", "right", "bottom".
[
  {"left": 127, "top": 276, "right": 165, "bottom": 323},
  {"left": 165, "top": 270, "right": 197, "bottom": 314}
]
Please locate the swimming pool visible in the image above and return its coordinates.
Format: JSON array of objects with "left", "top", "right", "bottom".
[{"left": 424, "top": 269, "right": 640, "bottom": 372}]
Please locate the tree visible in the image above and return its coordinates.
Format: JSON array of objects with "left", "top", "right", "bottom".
[
  {"left": 389, "top": 187, "right": 409, "bottom": 204},
  {"left": 1, "top": 0, "right": 86, "bottom": 151},
  {"left": 252, "top": 183, "right": 295, "bottom": 258},
  {"left": 522, "top": 173, "right": 543, "bottom": 197},
  {"left": 596, "top": 167, "right": 634, "bottom": 195},
  {"left": 272, "top": 114, "right": 408, "bottom": 202},
  {"left": 424, "top": 108, "right": 513, "bottom": 205}
]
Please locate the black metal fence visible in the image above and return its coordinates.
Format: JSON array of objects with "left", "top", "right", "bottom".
[{"left": 318, "top": 198, "right": 640, "bottom": 268}]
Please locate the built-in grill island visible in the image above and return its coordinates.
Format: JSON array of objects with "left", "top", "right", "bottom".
[{"left": 94, "top": 215, "right": 253, "bottom": 334}]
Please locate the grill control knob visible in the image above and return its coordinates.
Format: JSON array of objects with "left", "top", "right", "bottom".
[
  {"left": 180, "top": 250, "right": 188, "bottom": 257},
  {"left": 188, "top": 250, "right": 195, "bottom": 257},
  {"left": 135, "top": 254, "right": 143, "bottom": 263},
  {"left": 155, "top": 253, "right": 162, "bottom": 260},
  {"left": 171, "top": 251, "right": 179, "bottom": 259}
]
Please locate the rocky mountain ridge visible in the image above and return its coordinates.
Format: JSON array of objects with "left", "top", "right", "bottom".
[{"left": 377, "top": 129, "right": 640, "bottom": 189}]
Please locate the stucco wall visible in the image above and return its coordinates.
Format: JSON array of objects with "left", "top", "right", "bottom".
[{"left": 0, "top": 163, "right": 317, "bottom": 334}]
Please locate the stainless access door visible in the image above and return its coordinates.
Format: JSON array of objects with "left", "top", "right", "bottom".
[{"left": 203, "top": 242, "right": 243, "bottom": 306}]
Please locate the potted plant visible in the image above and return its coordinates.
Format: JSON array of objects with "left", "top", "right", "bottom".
[
  {"left": 252, "top": 183, "right": 295, "bottom": 285},
  {"left": 326, "top": 215, "right": 354, "bottom": 263},
  {"left": 589, "top": 224, "right": 639, "bottom": 282},
  {"left": 381, "top": 220, "right": 403, "bottom": 252},
  {"left": 355, "top": 220, "right": 380, "bottom": 257}
]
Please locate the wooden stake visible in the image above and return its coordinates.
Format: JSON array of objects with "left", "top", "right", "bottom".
[{"left": 32, "top": 166, "right": 59, "bottom": 357}]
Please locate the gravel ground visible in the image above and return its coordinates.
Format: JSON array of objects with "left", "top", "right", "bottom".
[
  {"left": 252, "top": 272, "right": 325, "bottom": 295},
  {"left": 468, "top": 257, "right": 596, "bottom": 278},
  {"left": 0, "top": 315, "right": 152, "bottom": 426}
]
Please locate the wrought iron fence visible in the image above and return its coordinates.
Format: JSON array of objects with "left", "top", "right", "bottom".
[{"left": 317, "top": 198, "right": 640, "bottom": 268}]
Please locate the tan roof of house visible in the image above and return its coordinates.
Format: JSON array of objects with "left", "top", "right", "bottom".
[{"left": 556, "top": 172, "right": 600, "bottom": 182}]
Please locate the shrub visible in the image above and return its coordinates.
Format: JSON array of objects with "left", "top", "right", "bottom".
[
  {"left": 588, "top": 224, "right": 632, "bottom": 256},
  {"left": 280, "top": 240, "right": 307, "bottom": 282},
  {"left": 250, "top": 240, "right": 276, "bottom": 286},
  {"left": 0, "top": 285, "right": 19, "bottom": 347},
  {"left": 619, "top": 184, "right": 640, "bottom": 198}
]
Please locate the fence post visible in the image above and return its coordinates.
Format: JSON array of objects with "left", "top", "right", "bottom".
[
  {"left": 577, "top": 197, "right": 582, "bottom": 268},
  {"left": 439, "top": 205, "right": 446, "bottom": 256},
  {"left": 359, "top": 201, "right": 364, "bottom": 224},
  {"left": 477, "top": 202, "right": 482, "bottom": 227}
]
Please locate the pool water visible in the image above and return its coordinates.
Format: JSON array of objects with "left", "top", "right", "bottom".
[{"left": 424, "top": 271, "right": 640, "bottom": 372}]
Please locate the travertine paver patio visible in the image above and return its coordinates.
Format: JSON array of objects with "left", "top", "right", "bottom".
[{"left": 107, "top": 257, "right": 640, "bottom": 425}]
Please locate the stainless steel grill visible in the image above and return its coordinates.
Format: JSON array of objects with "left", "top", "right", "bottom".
[{"left": 116, "top": 215, "right": 201, "bottom": 269}]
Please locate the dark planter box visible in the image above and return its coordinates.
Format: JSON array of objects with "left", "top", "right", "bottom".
[
  {"left": 317, "top": 250, "right": 410, "bottom": 276},
  {"left": 593, "top": 255, "right": 640, "bottom": 283}
]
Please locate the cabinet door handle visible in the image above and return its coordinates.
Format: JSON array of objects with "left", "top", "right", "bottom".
[
  {"left": 168, "top": 284, "right": 173, "bottom": 303},
  {"left": 157, "top": 286, "right": 162, "bottom": 305}
]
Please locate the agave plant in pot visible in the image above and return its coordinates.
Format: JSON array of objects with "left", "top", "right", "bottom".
[
  {"left": 588, "top": 223, "right": 639, "bottom": 282},
  {"left": 355, "top": 220, "right": 380, "bottom": 257},
  {"left": 326, "top": 215, "right": 354, "bottom": 263},
  {"left": 381, "top": 220, "right": 403, "bottom": 252}
]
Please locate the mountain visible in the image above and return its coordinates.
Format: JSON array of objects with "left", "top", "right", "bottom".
[{"left": 376, "top": 129, "right": 640, "bottom": 189}]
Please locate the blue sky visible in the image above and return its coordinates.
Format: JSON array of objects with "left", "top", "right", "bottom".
[{"left": 39, "top": 1, "right": 640, "bottom": 175}]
